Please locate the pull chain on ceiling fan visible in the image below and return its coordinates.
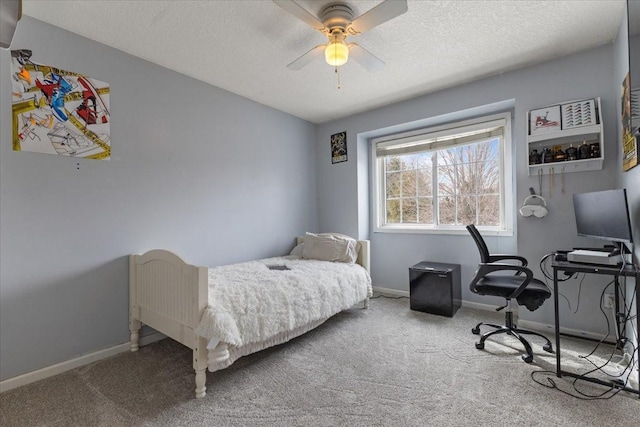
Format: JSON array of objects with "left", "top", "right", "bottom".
[{"left": 273, "top": 0, "right": 408, "bottom": 72}]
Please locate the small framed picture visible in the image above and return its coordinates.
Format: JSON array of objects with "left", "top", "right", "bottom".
[
  {"left": 529, "top": 105, "right": 561, "bottom": 135},
  {"left": 561, "top": 99, "right": 596, "bottom": 130},
  {"left": 331, "top": 131, "right": 347, "bottom": 164}
]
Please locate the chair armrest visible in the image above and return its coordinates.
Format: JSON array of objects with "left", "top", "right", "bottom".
[
  {"left": 476, "top": 263, "right": 534, "bottom": 300},
  {"left": 487, "top": 254, "right": 528, "bottom": 267}
]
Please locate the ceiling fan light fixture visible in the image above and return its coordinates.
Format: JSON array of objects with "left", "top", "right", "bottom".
[
  {"left": 325, "top": 32, "right": 348, "bottom": 67},
  {"left": 276, "top": 0, "right": 408, "bottom": 72}
]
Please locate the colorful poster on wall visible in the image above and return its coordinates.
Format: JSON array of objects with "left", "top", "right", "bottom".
[
  {"left": 10, "top": 49, "right": 111, "bottom": 160},
  {"left": 621, "top": 73, "right": 637, "bottom": 171},
  {"left": 331, "top": 131, "right": 347, "bottom": 164}
]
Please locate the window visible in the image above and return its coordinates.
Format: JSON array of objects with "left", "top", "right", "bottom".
[{"left": 372, "top": 113, "right": 513, "bottom": 234}]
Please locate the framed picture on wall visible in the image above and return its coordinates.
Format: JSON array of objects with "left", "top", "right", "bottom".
[
  {"left": 10, "top": 49, "right": 111, "bottom": 160},
  {"left": 331, "top": 131, "right": 347, "bottom": 164},
  {"left": 622, "top": 73, "right": 638, "bottom": 171},
  {"left": 529, "top": 105, "right": 561, "bottom": 135},
  {"left": 561, "top": 99, "right": 596, "bottom": 130}
]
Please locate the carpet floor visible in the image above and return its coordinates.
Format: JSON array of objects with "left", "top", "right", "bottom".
[{"left": 1, "top": 297, "right": 638, "bottom": 426}]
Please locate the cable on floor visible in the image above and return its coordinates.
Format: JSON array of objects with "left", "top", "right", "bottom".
[
  {"left": 370, "top": 294, "right": 408, "bottom": 300},
  {"left": 530, "top": 370, "right": 624, "bottom": 400}
]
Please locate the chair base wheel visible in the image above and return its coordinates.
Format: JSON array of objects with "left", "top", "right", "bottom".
[
  {"left": 543, "top": 343, "right": 553, "bottom": 353},
  {"left": 522, "top": 354, "right": 533, "bottom": 363},
  {"left": 472, "top": 327, "right": 480, "bottom": 335},
  {"left": 475, "top": 342, "right": 484, "bottom": 350}
]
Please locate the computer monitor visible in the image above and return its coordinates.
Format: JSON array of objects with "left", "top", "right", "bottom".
[{"left": 572, "top": 188, "right": 634, "bottom": 246}]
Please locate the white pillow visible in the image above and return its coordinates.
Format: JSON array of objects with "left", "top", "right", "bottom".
[
  {"left": 316, "top": 233, "right": 361, "bottom": 257},
  {"left": 289, "top": 243, "right": 303, "bottom": 257},
  {"left": 301, "top": 232, "right": 358, "bottom": 263}
]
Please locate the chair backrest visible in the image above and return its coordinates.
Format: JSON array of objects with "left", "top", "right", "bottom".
[{"left": 466, "top": 224, "right": 490, "bottom": 263}]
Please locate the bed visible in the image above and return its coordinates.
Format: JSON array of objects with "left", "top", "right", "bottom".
[{"left": 129, "top": 234, "right": 371, "bottom": 398}]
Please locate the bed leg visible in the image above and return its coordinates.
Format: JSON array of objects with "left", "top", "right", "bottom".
[
  {"left": 195, "top": 368, "right": 206, "bottom": 399},
  {"left": 194, "top": 338, "right": 208, "bottom": 398},
  {"left": 363, "top": 297, "right": 370, "bottom": 309},
  {"left": 130, "top": 319, "right": 141, "bottom": 352}
]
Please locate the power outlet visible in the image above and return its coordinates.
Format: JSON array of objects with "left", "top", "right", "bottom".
[{"left": 603, "top": 293, "right": 615, "bottom": 309}]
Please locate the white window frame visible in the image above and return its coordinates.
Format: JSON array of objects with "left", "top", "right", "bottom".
[{"left": 371, "top": 112, "right": 514, "bottom": 236}]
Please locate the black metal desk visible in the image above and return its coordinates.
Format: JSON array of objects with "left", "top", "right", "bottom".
[{"left": 552, "top": 259, "right": 639, "bottom": 397}]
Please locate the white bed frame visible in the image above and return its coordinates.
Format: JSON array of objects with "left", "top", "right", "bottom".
[{"left": 129, "top": 238, "right": 370, "bottom": 398}]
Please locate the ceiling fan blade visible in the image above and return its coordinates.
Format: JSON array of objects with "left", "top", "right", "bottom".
[
  {"left": 273, "top": 0, "right": 325, "bottom": 32},
  {"left": 348, "top": 43, "right": 384, "bottom": 72},
  {"left": 287, "top": 44, "right": 327, "bottom": 70},
  {"left": 348, "top": 0, "right": 408, "bottom": 35}
]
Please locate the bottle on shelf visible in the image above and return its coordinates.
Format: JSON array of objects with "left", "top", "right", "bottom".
[
  {"left": 565, "top": 144, "right": 578, "bottom": 161},
  {"left": 529, "top": 149, "right": 541, "bottom": 165},
  {"left": 553, "top": 145, "right": 566, "bottom": 162},
  {"left": 578, "top": 139, "right": 590, "bottom": 159}
]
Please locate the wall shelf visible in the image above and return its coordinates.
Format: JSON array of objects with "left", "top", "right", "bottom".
[
  {"left": 528, "top": 157, "right": 604, "bottom": 174},
  {"left": 527, "top": 97, "right": 603, "bottom": 175}
]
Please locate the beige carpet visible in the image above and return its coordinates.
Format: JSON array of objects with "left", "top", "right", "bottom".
[{"left": 1, "top": 297, "right": 638, "bottom": 426}]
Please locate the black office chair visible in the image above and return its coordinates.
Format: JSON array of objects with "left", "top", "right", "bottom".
[{"left": 466, "top": 224, "right": 553, "bottom": 363}]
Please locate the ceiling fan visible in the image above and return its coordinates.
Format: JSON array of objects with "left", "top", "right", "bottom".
[{"left": 273, "top": 0, "right": 408, "bottom": 71}]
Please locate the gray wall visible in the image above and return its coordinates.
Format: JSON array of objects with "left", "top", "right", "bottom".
[
  {"left": 0, "top": 17, "right": 317, "bottom": 381},
  {"left": 316, "top": 45, "right": 622, "bottom": 335}
]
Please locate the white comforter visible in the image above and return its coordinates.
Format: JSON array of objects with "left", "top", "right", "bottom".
[{"left": 194, "top": 256, "right": 372, "bottom": 347}]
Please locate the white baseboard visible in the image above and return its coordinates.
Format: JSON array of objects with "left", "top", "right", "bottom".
[
  {"left": 517, "top": 318, "right": 617, "bottom": 343},
  {"left": 0, "top": 332, "right": 165, "bottom": 393},
  {"left": 372, "top": 286, "right": 409, "bottom": 298},
  {"left": 373, "top": 286, "right": 615, "bottom": 341}
]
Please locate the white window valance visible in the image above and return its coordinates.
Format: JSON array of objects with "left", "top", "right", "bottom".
[{"left": 374, "top": 118, "right": 506, "bottom": 158}]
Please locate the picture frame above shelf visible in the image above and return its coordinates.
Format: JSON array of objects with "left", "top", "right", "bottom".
[
  {"left": 526, "top": 97, "right": 603, "bottom": 176},
  {"left": 529, "top": 105, "right": 561, "bottom": 136}
]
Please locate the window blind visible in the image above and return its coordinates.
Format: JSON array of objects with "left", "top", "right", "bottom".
[{"left": 374, "top": 118, "right": 506, "bottom": 158}]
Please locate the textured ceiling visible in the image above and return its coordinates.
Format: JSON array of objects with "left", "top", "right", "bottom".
[{"left": 21, "top": 0, "right": 626, "bottom": 124}]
